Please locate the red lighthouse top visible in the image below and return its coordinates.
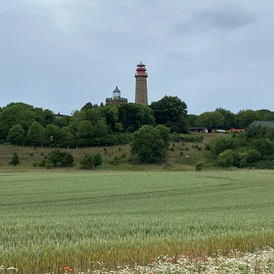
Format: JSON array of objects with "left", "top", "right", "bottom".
[{"left": 135, "top": 61, "right": 148, "bottom": 77}]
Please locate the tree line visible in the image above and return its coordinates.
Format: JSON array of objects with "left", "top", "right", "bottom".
[
  {"left": 1, "top": 99, "right": 274, "bottom": 147},
  {"left": 189, "top": 108, "right": 274, "bottom": 130},
  {"left": 0, "top": 96, "right": 188, "bottom": 147}
]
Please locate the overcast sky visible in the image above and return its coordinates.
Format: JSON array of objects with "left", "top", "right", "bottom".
[{"left": 1, "top": 0, "right": 274, "bottom": 115}]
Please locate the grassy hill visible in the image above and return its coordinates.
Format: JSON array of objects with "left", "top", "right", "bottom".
[{"left": 0, "top": 133, "right": 229, "bottom": 172}]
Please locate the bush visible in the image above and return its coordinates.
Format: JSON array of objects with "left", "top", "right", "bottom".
[
  {"left": 219, "top": 150, "right": 234, "bottom": 169},
  {"left": 10, "top": 152, "right": 20, "bottom": 166},
  {"left": 246, "top": 149, "right": 261, "bottom": 164},
  {"left": 195, "top": 159, "right": 209, "bottom": 171},
  {"left": 232, "top": 151, "right": 247, "bottom": 168},
  {"left": 93, "top": 153, "right": 103, "bottom": 167},
  {"left": 62, "top": 153, "right": 74, "bottom": 167},
  {"left": 170, "top": 132, "right": 180, "bottom": 142},
  {"left": 253, "top": 160, "right": 274, "bottom": 169},
  {"left": 80, "top": 154, "right": 94, "bottom": 170},
  {"left": 33, "top": 159, "right": 47, "bottom": 167},
  {"left": 210, "top": 137, "right": 238, "bottom": 155},
  {"left": 48, "top": 149, "right": 74, "bottom": 167}
]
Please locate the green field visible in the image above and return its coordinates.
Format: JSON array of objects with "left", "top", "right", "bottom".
[{"left": 1, "top": 171, "right": 274, "bottom": 273}]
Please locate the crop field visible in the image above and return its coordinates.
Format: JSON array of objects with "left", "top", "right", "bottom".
[{"left": 1, "top": 171, "right": 274, "bottom": 273}]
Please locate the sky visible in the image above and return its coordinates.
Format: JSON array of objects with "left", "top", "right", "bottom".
[{"left": 0, "top": 0, "right": 274, "bottom": 115}]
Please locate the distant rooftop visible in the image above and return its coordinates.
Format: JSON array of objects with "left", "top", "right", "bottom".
[
  {"left": 253, "top": 121, "right": 274, "bottom": 128},
  {"left": 113, "top": 86, "right": 121, "bottom": 93}
]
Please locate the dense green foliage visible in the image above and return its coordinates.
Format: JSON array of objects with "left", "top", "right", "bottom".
[
  {"left": 1, "top": 100, "right": 274, "bottom": 150},
  {"left": 93, "top": 152, "right": 103, "bottom": 167},
  {"left": 48, "top": 149, "right": 74, "bottom": 167},
  {"left": 190, "top": 108, "right": 274, "bottom": 130},
  {"left": 79, "top": 152, "right": 103, "bottom": 169},
  {"left": 1, "top": 171, "right": 274, "bottom": 273},
  {"left": 208, "top": 124, "right": 274, "bottom": 169},
  {"left": 150, "top": 96, "right": 188, "bottom": 133},
  {"left": 131, "top": 125, "right": 168, "bottom": 162}
]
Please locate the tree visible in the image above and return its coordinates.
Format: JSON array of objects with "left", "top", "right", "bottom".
[
  {"left": 53, "top": 116, "right": 71, "bottom": 128},
  {"left": 150, "top": 96, "right": 188, "bottom": 133},
  {"left": 76, "top": 120, "right": 94, "bottom": 146},
  {"left": 251, "top": 138, "right": 274, "bottom": 158},
  {"left": 7, "top": 124, "right": 25, "bottom": 145},
  {"left": 188, "top": 114, "right": 198, "bottom": 127},
  {"left": 27, "top": 122, "right": 45, "bottom": 145},
  {"left": 81, "top": 102, "right": 93, "bottom": 112},
  {"left": 93, "top": 119, "right": 108, "bottom": 138},
  {"left": 48, "top": 149, "right": 64, "bottom": 167},
  {"left": 155, "top": 125, "right": 170, "bottom": 148},
  {"left": 11, "top": 152, "right": 20, "bottom": 166},
  {"left": 44, "top": 124, "right": 65, "bottom": 146},
  {"left": 118, "top": 103, "right": 155, "bottom": 132},
  {"left": 215, "top": 108, "right": 236, "bottom": 129},
  {"left": 93, "top": 153, "right": 103, "bottom": 167},
  {"left": 255, "top": 109, "right": 274, "bottom": 121},
  {"left": 0, "top": 102, "right": 36, "bottom": 140},
  {"left": 237, "top": 110, "right": 257, "bottom": 128},
  {"left": 196, "top": 111, "right": 225, "bottom": 129},
  {"left": 35, "top": 108, "right": 56, "bottom": 126},
  {"left": 62, "top": 153, "right": 74, "bottom": 167},
  {"left": 131, "top": 125, "right": 167, "bottom": 163}
]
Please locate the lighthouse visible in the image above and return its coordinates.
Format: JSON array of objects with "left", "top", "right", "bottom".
[
  {"left": 135, "top": 62, "right": 148, "bottom": 106},
  {"left": 105, "top": 86, "right": 128, "bottom": 105}
]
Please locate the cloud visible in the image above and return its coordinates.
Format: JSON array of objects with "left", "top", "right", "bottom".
[{"left": 171, "top": 4, "right": 257, "bottom": 33}]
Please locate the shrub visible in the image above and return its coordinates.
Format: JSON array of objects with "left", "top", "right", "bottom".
[
  {"left": 195, "top": 159, "right": 209, "bottom": 171},
  {"left": 80, "top": 154, "right": 94, "bottom": 170},
  {"left": 210, "top": 137, "right": 238, "bottom": 155},
  {"left": 93, "top": 153, "right": 103, "bottom": 167},
  {"left": 62, "top": 153, "right": 74, "bottom": 167},
  {"left": 170, "top": 132, "right": 180, "bottom": 142},
  {"left": 246, "top": 149, "right": 261, "bottom": 164},
  {"left": 33, "top": 159, "right": 47, "bottom": 167},
  {"left": 48, "top": 149, "right": 74, "bottom": 167},
  {"left": 219, "top": 150, "right": 234, "bottom": 169},
  {"left": 232, "top": 151, "right": 247, "bottom": 168},
  {"left": 10, "top": 152, "right": 20, "bottom": 166}
]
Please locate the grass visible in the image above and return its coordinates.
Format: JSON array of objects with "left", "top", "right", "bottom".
[
  {"left": 0, "top": 133, "right": 230, "bottom": 172},
  {"left": 1, "top": 170, "right": 274, "bottom": 273}
]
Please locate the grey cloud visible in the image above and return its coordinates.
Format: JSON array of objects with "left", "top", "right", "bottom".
[
  {"left": 171, "top": 4, "right": 257, "bottom": 33},
  {"left": 199, "top": 5, "right": 257, "bottom": 30}
]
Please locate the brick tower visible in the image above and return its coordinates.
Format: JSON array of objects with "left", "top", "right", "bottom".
[{"left": 135, "top": 61, "right": 148, "bottom": 106}]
